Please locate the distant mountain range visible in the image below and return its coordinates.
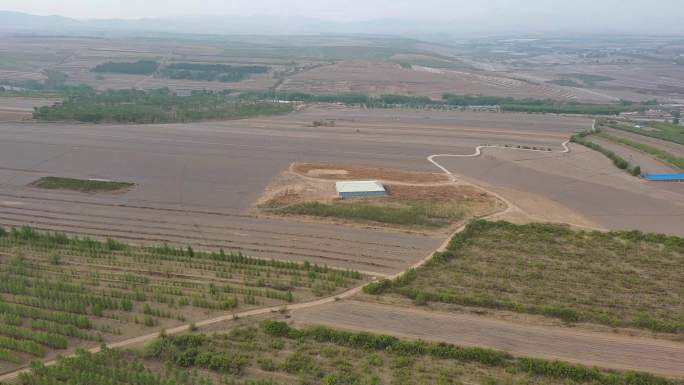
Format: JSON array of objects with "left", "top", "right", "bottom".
[
  {"left": 0, "top": 10, "right": 682, "bottom": 38},
  {"left": 0, "top": 11, "right": 462, "bottom": 38}
]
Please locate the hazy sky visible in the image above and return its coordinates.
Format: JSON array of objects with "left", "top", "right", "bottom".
[{"left": 2, "top": 0, "right": 683, "bottom": 23}]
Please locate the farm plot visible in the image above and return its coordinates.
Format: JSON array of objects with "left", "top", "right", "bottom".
[
  {"left": 365, "top": 221, "right": 684, "bottom": 334},
  {"left": 602, "top": 127, "right": 684, "bottom": 159},
  {"left": 0, "top": 226, "right": 363, "bottom": 373},
  {"left": 278, "top": 61, "right": 583, "bottom": 100},
  {"left": 13, "top": 321, "right": 679, "bottom": 385}
]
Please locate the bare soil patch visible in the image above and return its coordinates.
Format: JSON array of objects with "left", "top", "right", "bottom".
[
  {"left": 0, "top": 110, "right": 30, "bottom": 122},
  {"left": 259, "top": 164, "right": 503, "bottom": 231},
  {"left": 294, "top": 162, "right": 449, "bottom": 183}
]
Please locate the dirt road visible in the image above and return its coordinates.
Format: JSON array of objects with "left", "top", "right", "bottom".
[{"left": 291, "top": 301, "right": 684, "bottom": 378}]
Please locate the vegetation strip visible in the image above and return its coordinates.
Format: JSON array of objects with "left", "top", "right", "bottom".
[
  {"left": 259, "top": 321, "right": 676, "bottom": 385},
  {"left": 271, "top": 201, "right": 465, "bottom": 228},
  {"left": 240, "top": 91, "right": 648, "bottom": 115},
  {"left": 92, "top": 60, "right": 160, "bottom": 75},
  {"left": 596, "top": 132, "right": 684, "bottom": 170},
  {"left": 17, "top": 321, "right": 675, "bottom": 385},
  {"left": 365, "top": 220, "right": 684, "bottom": 333},
  {"left": 32, "top": 177, "right": 134, "bottom": 193},
  {"left": 570, "top": 129, "right": 642, "bottom": 176}
]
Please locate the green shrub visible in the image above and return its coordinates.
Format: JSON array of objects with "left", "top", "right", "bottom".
[
  {"left": 414, "top": 292, "right": 428, "bottom": 306},
  {"left": 363, "top": 279, "right": 392, "bottom": 294},
  {"left": 262, "top": 320, "right": 291, "bottom": 337}
]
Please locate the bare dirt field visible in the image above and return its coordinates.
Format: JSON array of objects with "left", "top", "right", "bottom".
[
  {"left": 279, "top": 61, "right": 586, "bottom": 100},
  {"left": 435, "top": 142, "right": 684, "bottom": 235},
  {"left": 291, "top": 300, "right": 684, "bottom": 378},
  {"left": 0, "top": 96, "right": 58, "bottom": 121},
  {"left": 0, "top": 106, "right": 681, "bottom": 279},
  {"left": 507, "top": 62, "right": 684, "bottom": 103},
  {"left": 0, "top": 35, "right": 282, "bottom": 94}
]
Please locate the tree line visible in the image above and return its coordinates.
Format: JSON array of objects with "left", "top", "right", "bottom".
[
  {"left": 162, "top": 63, "right": 268, "bottom": 83},
  {"left": 32, "top": 88, "right": 293, "bottom": 124},
  {"left": 92, "top": 60, "right": 160, "bottom": 75},
  {"left": 239, "top": 91, "right": 647, "bottom": 115}
]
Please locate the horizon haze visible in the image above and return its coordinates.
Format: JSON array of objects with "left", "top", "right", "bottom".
[{"left": 1, "top": 0, "right": 683, "bottom": 36}]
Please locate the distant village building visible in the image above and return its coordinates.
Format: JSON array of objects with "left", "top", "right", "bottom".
[{"left": 621, "top": 109, "right": 673, "bottom": 122}]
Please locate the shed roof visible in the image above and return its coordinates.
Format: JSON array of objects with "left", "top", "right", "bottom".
[
  {"left": 335, "top": 180, "right": 385, "bottom": 193},
  {"left": 644, "top": 173, "right": 684, "bottom": 181}
]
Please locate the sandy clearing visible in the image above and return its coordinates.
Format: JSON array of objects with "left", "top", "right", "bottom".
[{"left": 291, "top": 300, "right": 684, "bottom": 378}]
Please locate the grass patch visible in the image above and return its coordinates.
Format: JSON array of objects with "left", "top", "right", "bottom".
[
  {"left": 32, "top": 177, "right": 134, "bottom": 193},
  {"left": 275, "top": 200, "right": 465, "bottom": 228},
  {"left": 366, "top": 220, "right": 684, "bottom": 333}
]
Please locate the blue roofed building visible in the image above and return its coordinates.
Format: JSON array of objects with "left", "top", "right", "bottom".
[{"left": 643, "top": 174, "right": 684, "bottom": 182}]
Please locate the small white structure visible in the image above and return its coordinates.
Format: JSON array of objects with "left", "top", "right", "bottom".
[{"left": 335, "top": 180, "right": 386, "bottom": 199}]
